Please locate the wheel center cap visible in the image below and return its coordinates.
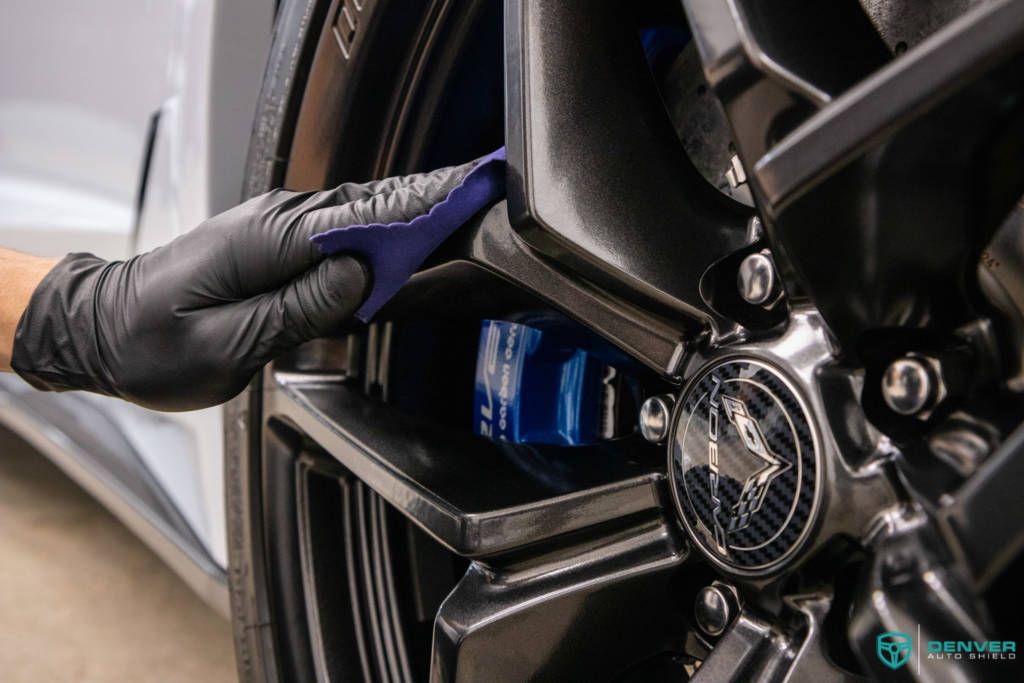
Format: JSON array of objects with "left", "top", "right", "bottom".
[{"left": 669, "top": 358, "right": 820, "bottom": 574}]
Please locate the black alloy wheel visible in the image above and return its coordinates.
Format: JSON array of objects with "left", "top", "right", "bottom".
[{"left": 227, "top": 1, "right": 1024, "bottom": 681}]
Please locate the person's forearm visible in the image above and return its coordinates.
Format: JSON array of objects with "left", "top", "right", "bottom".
[
  {"left": 0, "top": 249, "right": 59, "bottom": 371},
  {"left": 4, "top": 149, "right": 498, "bottom": 410}
]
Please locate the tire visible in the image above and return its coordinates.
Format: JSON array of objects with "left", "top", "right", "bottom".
[
  {"left": 226, "top": 0, "right": 330, "bottom": 677},
  {"left": 227, "top": 1, "right": 503, "bottom": 681}
]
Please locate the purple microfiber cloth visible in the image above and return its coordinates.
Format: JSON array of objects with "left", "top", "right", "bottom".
[{"left": 311, "top": 147, "right": 506, "bottom": 322}]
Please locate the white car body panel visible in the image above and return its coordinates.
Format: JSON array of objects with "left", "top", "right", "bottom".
[{"left": 0, "top": 0, "right": 275, "bottom": 588}]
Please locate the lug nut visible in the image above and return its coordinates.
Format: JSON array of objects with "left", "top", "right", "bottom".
[
  {"left": 881, "top": 355, "right": 946, "bottom": 418},
  {"left": 639, "top": 395, "right": 674, "bottom": 443},
  {"left": 694, "top": 582, "right": 740, "bottom": 637},
  {"left": 737, "top": 251, "right": 777, "bottom": 306}
]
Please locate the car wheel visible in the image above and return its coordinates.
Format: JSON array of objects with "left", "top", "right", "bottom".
[{"left": 227, "top": 0, "right": 1024, "bottom": 681}]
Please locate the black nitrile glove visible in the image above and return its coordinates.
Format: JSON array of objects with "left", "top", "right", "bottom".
[{"left": 11, "top": 160, "right": 485, "bottom": 411}]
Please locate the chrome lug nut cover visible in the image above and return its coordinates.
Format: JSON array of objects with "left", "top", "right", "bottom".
[
  {"left": 737, "top": 252, "right": 776, "bottom": 306},
  {"left": 638, "top": 395, "right": 674, "bottom": 443},
  {"left": 881, "top": 356, "right": 941, "bottom": 416},
  {"left": 694, "top": 583, "right": 740, "bottom": 637}
]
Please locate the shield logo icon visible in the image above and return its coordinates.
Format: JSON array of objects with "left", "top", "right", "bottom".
[{"left": 876, "top": 631, "right": 912, "bottom": 670}]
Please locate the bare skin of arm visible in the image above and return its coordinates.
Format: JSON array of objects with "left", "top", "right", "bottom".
[{"left": 0, "top": 249, "right": 58, "bottom": 371}]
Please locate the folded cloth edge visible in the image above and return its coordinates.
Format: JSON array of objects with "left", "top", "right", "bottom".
[{"left": 311, "top": 146, "right": 506, "bottom": 322}]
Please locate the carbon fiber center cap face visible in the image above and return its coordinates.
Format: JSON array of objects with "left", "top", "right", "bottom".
[{"left": 670, "top": 358, "right": 820, "bottom": 574}]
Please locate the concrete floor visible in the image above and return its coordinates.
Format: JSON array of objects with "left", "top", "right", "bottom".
[{"left": 0, "top": 427, "right": 237, "bottom": 682}]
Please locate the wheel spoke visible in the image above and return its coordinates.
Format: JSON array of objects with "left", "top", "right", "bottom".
[
  {"left": 683, "top": 0, "right": 889, "bottom": 163},
  {"left": 936, "top": 421, "right": 1024, "bottom": 590},
  {"left": 755, "top": 0, "right": 1024, "bottom": 211},
  {"left": 504, "top": 0, "right": 751, "bottom": 322},
  {"left": 685, "top": 0, "right": 1024, "bottom": 346},
  {"left": 430, "top": 518, "right": 689, "bottom": 682},
  {"left": 849, "top": 510, "right": 1003, "bottom": 681},
  {"left": 263, "top": 371, "right": 669, "bottom": 558},
  {"left": 691, "top": 594, "right": 856, "bottom": 682},
  {"left": 391, "top": 202, "right": 691, "bottom": 377}
]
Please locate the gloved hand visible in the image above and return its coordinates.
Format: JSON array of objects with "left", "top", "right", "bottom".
[{"left": 11, "top": 158, "right": 489, "bottom": 411}]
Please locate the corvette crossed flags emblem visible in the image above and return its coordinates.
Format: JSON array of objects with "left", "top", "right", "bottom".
[{"left": 709, "top": 385, "right": 793, "bottom": 550}]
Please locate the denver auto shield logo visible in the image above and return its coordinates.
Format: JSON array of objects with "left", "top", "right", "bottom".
[
  {"left": 877, "top": 632, "right": 912, "bottom": 670},
  {"left": 874, "top": 630, "right": 1017, "bottom": 674},
  {"left": 669, "top": 358, "right": 819, "bottom": 573}
]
